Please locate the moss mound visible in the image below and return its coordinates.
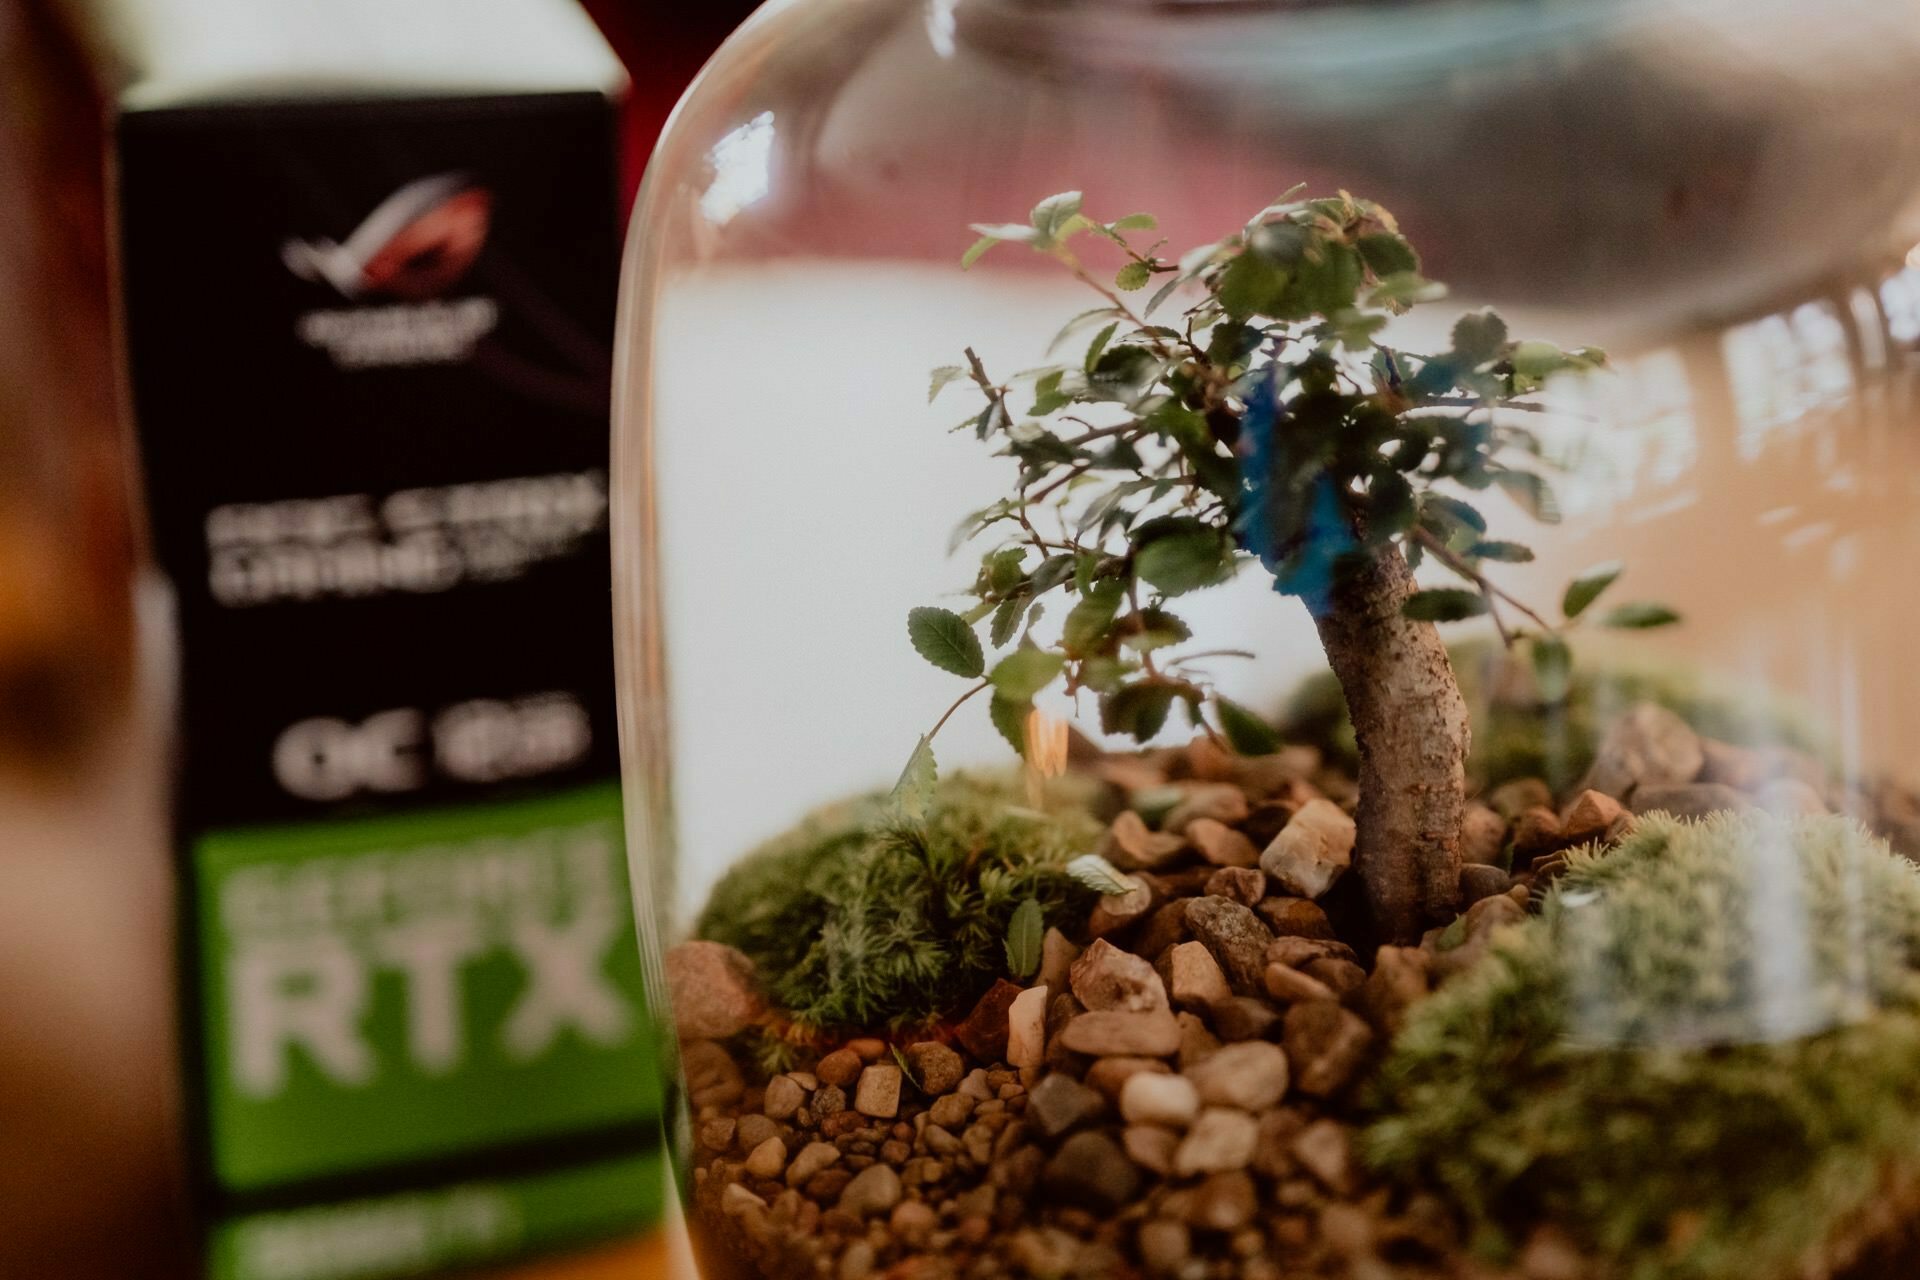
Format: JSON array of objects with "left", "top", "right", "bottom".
[
  {"left": 696, "top": 773, "right": 1101, "bottom": 1036},
  {"left": 1284, "top": 642, "right": 1828, "bottom": 792},
  {"left": 1368, "top": 812, "right": 1920, "bottom": 1280}
]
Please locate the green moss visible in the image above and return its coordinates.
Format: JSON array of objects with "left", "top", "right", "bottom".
[
  {"left": 1284, "top": 641, "right": 1829, "bottom": 792},
  {"left": 696, "top": 773, "right": 1102, "bottom": 1035},
  {"left": 1368, "top": 812, "right": 1920, "bottom": 1280}
]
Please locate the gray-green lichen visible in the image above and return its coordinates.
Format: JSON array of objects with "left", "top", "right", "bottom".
[{"left": 1368, "top": 811, "right": 1920, "bottom": 1280}]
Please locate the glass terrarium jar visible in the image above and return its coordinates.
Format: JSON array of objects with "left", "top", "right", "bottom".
[{"left": 611, "top": 1, "right": 1920, "bottom": 1276}]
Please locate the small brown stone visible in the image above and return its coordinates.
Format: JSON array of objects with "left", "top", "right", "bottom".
[
  {"left": 1511, "top": 806, "right": 1565, "bottom": 862},
  {"left": 1084, "top": 1055, "right": 1172, "bottom": 1100},
  {"left": 1359, "top": 945, "right": 1431, "bottom": 1036},
  {"left": 1459, "top": 863, "right": 1510, "bottom": 904},
  {"left": 954, "top": 979, "right": 1025, "bottom": 1062},
  {"left": 1071, "top": 938, "right": 1170, "bottom": 1013},
  {"left": 683, "top": 1038, "right": 745, "bottom": 1109},
  {"left": 1560, "top": 788, "right": 1625, "bottom": 844},
  {"left": 1256, "top": 897, "right": 1336, "bottom": 941},
  {"left": 1185, "top": 1041, "right": 1289, "bottom": 1111},
  {"left": 1042, "top": 1131, "right": 1140, "bottom": 1210},
  {"left": 1186, "top": 895, "right": 1276, "bottom": 994},
  {"left": 1203, "top": 865, "right": 1266, "bottom": 906},
  {"left": 1007, "top": 984, "right": 1050, "bottom": 1070},
  {"left": 1058, "top": 1009, "right": 1182, "bottom": 1057},
  {"left": 904, "top": 1041, "right": 964, "bottom": 1096},
  {"left": 1038, "top": 928, "right": 1081, "bottom": 994},
  {"left": 817, "top": 1049, "right": 863, "bottom": 1087},
  {"left": 1260, "top": 799, "right": 1356, "bottom": 899},
  {"left": 763, "top": 1074, "right": 805, "bottom": 1121},
  {"left": 1165, "top": 783, "right": 1251, "bottom": 833},
  {"left": 1264, "top": 962, "right": 1337, "bottom": 1005},
  {"left": 1189, "top": 818, "right": 1260, "bottom": 868},
  {"left": 811, "top": 1083, "right": 847, "bottom": 1117},
  {"left": 1290, "top": 1118, "right": 1357, "bottom": 1194},
  {"left": 1026, "top": 1073, "right": 1107, "bottom": 1139},
  {"left": 1210, "top": 996, "right": 1282, "bottom": 1043},
  {"left": 1187, "top": 1171, "right": 1258, "bottom": 1233},
  {"left": 1137, "top": 1218, "right": 1190, "bottom": 1274},
  {"left": 1177, "top": 1011, "right": 1223, "bottom": 1070},
  {"left": 1174, "top": 1107, "right": 1258, "bottom": 1175},
  {"left": 1166, "top": 941, "right": 1233, "bottom": 1013},
  {"left": 1088, "top": 875, "right": 1155, "bottom": 937},
  {"left": 845, "top": 1037, "right": 888, "bottom": 1062},
  {"left": 744, "top": 1136, "right": 788, "bottom": 1179},
  {"left": 1124, "top": 1124, "right": 1180, "bottom": 1175},
  {"left": 1303, "top": 956, "right": 1366, "bottom": 997},
  {"left": 1631, "top": 782, "right": 1752, "bottom": 820},
  {"left": 1585, "top": 703, "right": 1704, "bottom": 797},
  {"left": 1266, "top": 936, "right": 1355, "bottom": 969},
  {"left": 1133, "top": 900, "right": 1193, "bottom": 959},
  {"left": 1488, "top": 777, "right": 1553, "bottom": 821},
  {"left": 1105, "top": 810, "right": 1188, "bottom": 871},
  {"left": 1756, "top": 778, "right": 1828, "bottom": 816},
  {"left": 698, "top": 1116, "right": 737, "bottom": 1152},
  {"left": 1460, "top": 802, "right": 1508, "bottom": 865},
  {"left": 1282, "top": 1001, "right": 1374, "bottom": 1098},
  {"left": 786, "top": 1140, "right": 842, "bottom": 1187},
  {"left": 854, "top": 1064, "right": 903, "bottom": 1119},
  {"left": 665, "top": 941, "right": 764, "bottom": 1041}
]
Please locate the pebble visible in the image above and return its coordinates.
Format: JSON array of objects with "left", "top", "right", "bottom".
[
  {"left": 1184, "top": 1041, "right": 1289, "bottom": 1111},
  {"left": 1041, "top": 1130, "right": 1141, "bottom": 1210},
  {"left": 890, "top": 1200, "right": 937, "bottom": 1244},
  {"left": 1210, "top": 996, "right": 1282, "bottom": 1043},
  {"left": 1105, "top": 810, "right": 1187, "bottom": 871},
  {"left": 1119, "top": 1071, "right": 1200, "bottom": 1128},
  {"left": 836, "top": 1163, "right": 903, "bottom": 1216},
  {"left": 1174, "top": 1107, "right": 1258, "bottom": 1175},
  {"left": 955, "top": 979, "right": 1024, "bottom": 1062},
  {"left": 854, "top": 1064, "right": 902, "bottom": 1118},
  {"left": 698, "top": 1116, "right": 737, "bottom": 1152},
  {"left": 1039, "top": 928, "right": 1082, "bottom": 993},
  {"left": 664, "top": 941, "right": 763, "bottom": 1041},
  {"left": 1559, "top": 788, "right": 1624, "bottom": 844},
  {"left": 786, "top": 1141, "right": 841, "bottom": 1188},
  {"left": 1088, "top": 875, "right": 1155, "bottom": 937},
  {"left": 928, "top": 1092, "right": 973, "bottom": 1129},
  {"left": 1026, "top": 1073, "right": 1107, "bottom": 1139},
  {"left": 1084, "top": 1056, "right": 1169, "bottom": 1100},
  {"left": 1359, "top": 945, "right": 1431, "bottom": 1036},
  {"left": 1189, "top": 818, "right": 1260, "bottom": 868},
  {"left": 1260, "top": 799, "right": 1356, "bottom": 899},
  {"left": 1166, "top": 941, "right": 1233, "bottom": 1012},
  {"left": 904, "top": 1041, "right": 964, "bottom": 1096},
  {"left": 812, "top": 1083, "right": 847, "bottom": 1117},
  {"left": 817, "top": 1049, "right": 862, "bottom": 1087},
  {"left": 1188, "top": 1170, "right": 1257, "bottom": 1232},
  {"left": 762, "top": 1074, "right": 805, "bottom": 1120},
  {"left": 683, "top": 1039, "right": 745, "bottom": 1109},
  {"left": 1459, "top": 863, "right": 1510, "bottom": 904},
  {"left": 1205, "top": 866, "right": 1267, "bottom": 906},
  {"left": 1185, "top": 896, "right": 1275, "bottom": 994},
  {"left": 1177, "top": 1012, "right": 1223, "bottom": 1069},
  {"left": 722, "top": 1183, "right": 766, "bottom": 1217},
  {"left": 1264, "top": 962, "right": 1337, "bottom": 1005},
  {"left": 1282, "top": 1000, "right": 1375, "bottom": 1098},
  {"left": 1138, "top": 1219, "right": 1191, "bottom": 1275},
  {"left": 1488, "top": 777, "right": 1552, "bottom": 820},
  {"left": 1757, "top": 778, "right": 1828, "bottom": 816},
  {"left": 846, "top": 1038, "right": 887, "bottom": 1061},
  {"left": 1256, "top": 897, "right": 1337, "bottom": 941},
  {"left": 1460, "top": 802, "right": 1508, "bottom": 865},
  {"left": 839, "top": 1242, "right": 875, "bottom": 1280},
  {"left": 1134, "top": 900, "right": 1193, "bottom": 959},
  {"left": 1303, "top": 957, "right": 1367, "bottom": 997},
  {"left": 1585, "top": 703, "right": 1705, "bottom": 796},
  {"left": 743, "top": 1135, "right": 787, "bottom": 1179},
  {"left": 1165, "top": 783, "right": 1251, "bottom": 833},
  {"left": 1007, "top": 984, "right": 1050, "bottom": 1069},
  {"left": 1123, "top": 1124, "right": 1179, "bottom": 1175},
  {"left": 958, "top": 1068, "right": 994, "bottom": 1100},
  {"left": 736, "top": 1113, "right": 779, "bottom": 1151},
  {"left": 1058, "top": 1008, "right": 1182, "bottom": 1057},
  {"left": 1070, "top": 939, "right": 1169, "bottom": 1013},
  {"left": 1511, "top": 807, "right": 1564, "bottom": 862},
  {"left": 1290, "top": 1118, "right": 1357, "bottom": 1194}
]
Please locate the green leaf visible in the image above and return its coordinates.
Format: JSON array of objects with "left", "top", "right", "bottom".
[
  {"left": 1357, "top": 232, "right": 1419, "bottom": 278},
  {"left": 1217, "top": 697, "right": 1282, "bottom": 756},
  {"left": 1368, "top": 273, "right": 1448, "bottom": 308},
  {"left": 891, "top": 735, "right": 937, "bottom": 820},
  {"left": 929, "top": 365, "right": 969, "bottom": 402},
  {"left": 985, "top": 547, "right": 1027, "bottom": 595},
  {"left": 990, "top": 596, "right": 1025, "bottom": 648},
  {"left": 1451, "top": 310, "right": 1509, "bottom": 366},
  {"left": 1084, "top": 322, "right": 1119, "bottom": 374},
  {"left": 1115, "top": 261, "right": 1153, "bottom": 292},
  {"left": 1126, "top": 607, "right": 1192, "bottom": 653},
  {"left": 1031, "top": 191, "right": 1085, "bottom": 241},
  {"left": 1532, "top": 635, "right": 1573, "bottom": 704},
  {"left": 1005, "top": 898, "right": 1044, "bottom": 979},
  {"left": 908, "top": 606, "right": 986, "bottom": 678},
  {"left": 1403, "top": 588, "right": 1490, "bottom": 623},
  {"left": 890, "top": 1044, "right": 922, "bottom": 1090},
  {"left": 1494, "top": 470, "right": 1562, "bottom": 525},
  {"left": 1135, "top": 530, "right": 1234, "bottom": 597},
  {"left": 1065, "top": 853, "right": 1136, "bottom": 896},
  {"left": 989, "top": 693, "right": 1031, "bottom": 756},
  {"left": 1599, "top": 602, "right": 1681, "bottom": 630},
  {"left": 1422, "top": 494, "right": 1488, "bottom": 535},
  {"left": 1110, "top": 213, "right": 1158, "bottom": 232},
  {"left": 1063, "top": 580, "right": 1125, "bottom": 653},
  {"left": 990, "top": 648, "right": 1066, "bottom": 701},
  {"left": 1029, "top": 554, "right": 1077, "bottom": 596},
  {"left": 961, "top": 236, "right": 999, "bottom": 270},
  {"left": 1468, "top": 540, "right": 1535, "bottom": 564},
  {"left": 1561, "top": 561, "right": 1623, "bottom": 620},
  {"left": 1101, "top": 682, "right": 1176, "bottom": 741},
  {"left": 1511, "top": 339, "right": 1572, "bottom": 380}
]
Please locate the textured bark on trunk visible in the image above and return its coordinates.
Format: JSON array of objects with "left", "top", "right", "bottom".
[{"left": 1312, "top": 544, "right": 1469, "bottom": 944}]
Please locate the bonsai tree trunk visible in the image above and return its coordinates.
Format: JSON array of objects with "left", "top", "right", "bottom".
[{"left": 1312, "top": 544, "right": 1469, "bottom": 944}]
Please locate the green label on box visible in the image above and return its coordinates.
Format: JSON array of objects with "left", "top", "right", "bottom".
[
  {"left": 195, "top": 782, "right": 661, "bottom": 1193},
  {"left": 208, "top": 1146, "right": 665, "bottom": 1280}
]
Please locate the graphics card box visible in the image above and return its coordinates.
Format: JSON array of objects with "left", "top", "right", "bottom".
[{"left": 56, "top": 2, "right": 665, "bottom": 1275}]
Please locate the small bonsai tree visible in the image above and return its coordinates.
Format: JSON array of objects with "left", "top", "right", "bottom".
[{"left": 904, "top": 191, "right": 1675, "bottom": 942}]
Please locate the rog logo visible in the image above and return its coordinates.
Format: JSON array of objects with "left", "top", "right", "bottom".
[{"left": 282, "top": 173, "right": 493, "bottom": 301}]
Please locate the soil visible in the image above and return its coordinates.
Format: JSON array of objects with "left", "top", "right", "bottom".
[{"left": 670, "top": 705, "right": 1920, "bottom": 1280}]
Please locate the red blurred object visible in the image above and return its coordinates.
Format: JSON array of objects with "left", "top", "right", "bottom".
[{"left": 577, "top": 0, "right": 762, "bottom": 207}]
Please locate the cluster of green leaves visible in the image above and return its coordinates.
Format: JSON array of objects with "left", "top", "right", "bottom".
[
  {"left": 696, "top": 774, "right": 1101, "bottom": 1034},
  {"left": 907, "top": 189, "right": 1676, "bottom": 763},
  {"left": 1368, "top": 811, "right": 1920, "bottom": 1279}
]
